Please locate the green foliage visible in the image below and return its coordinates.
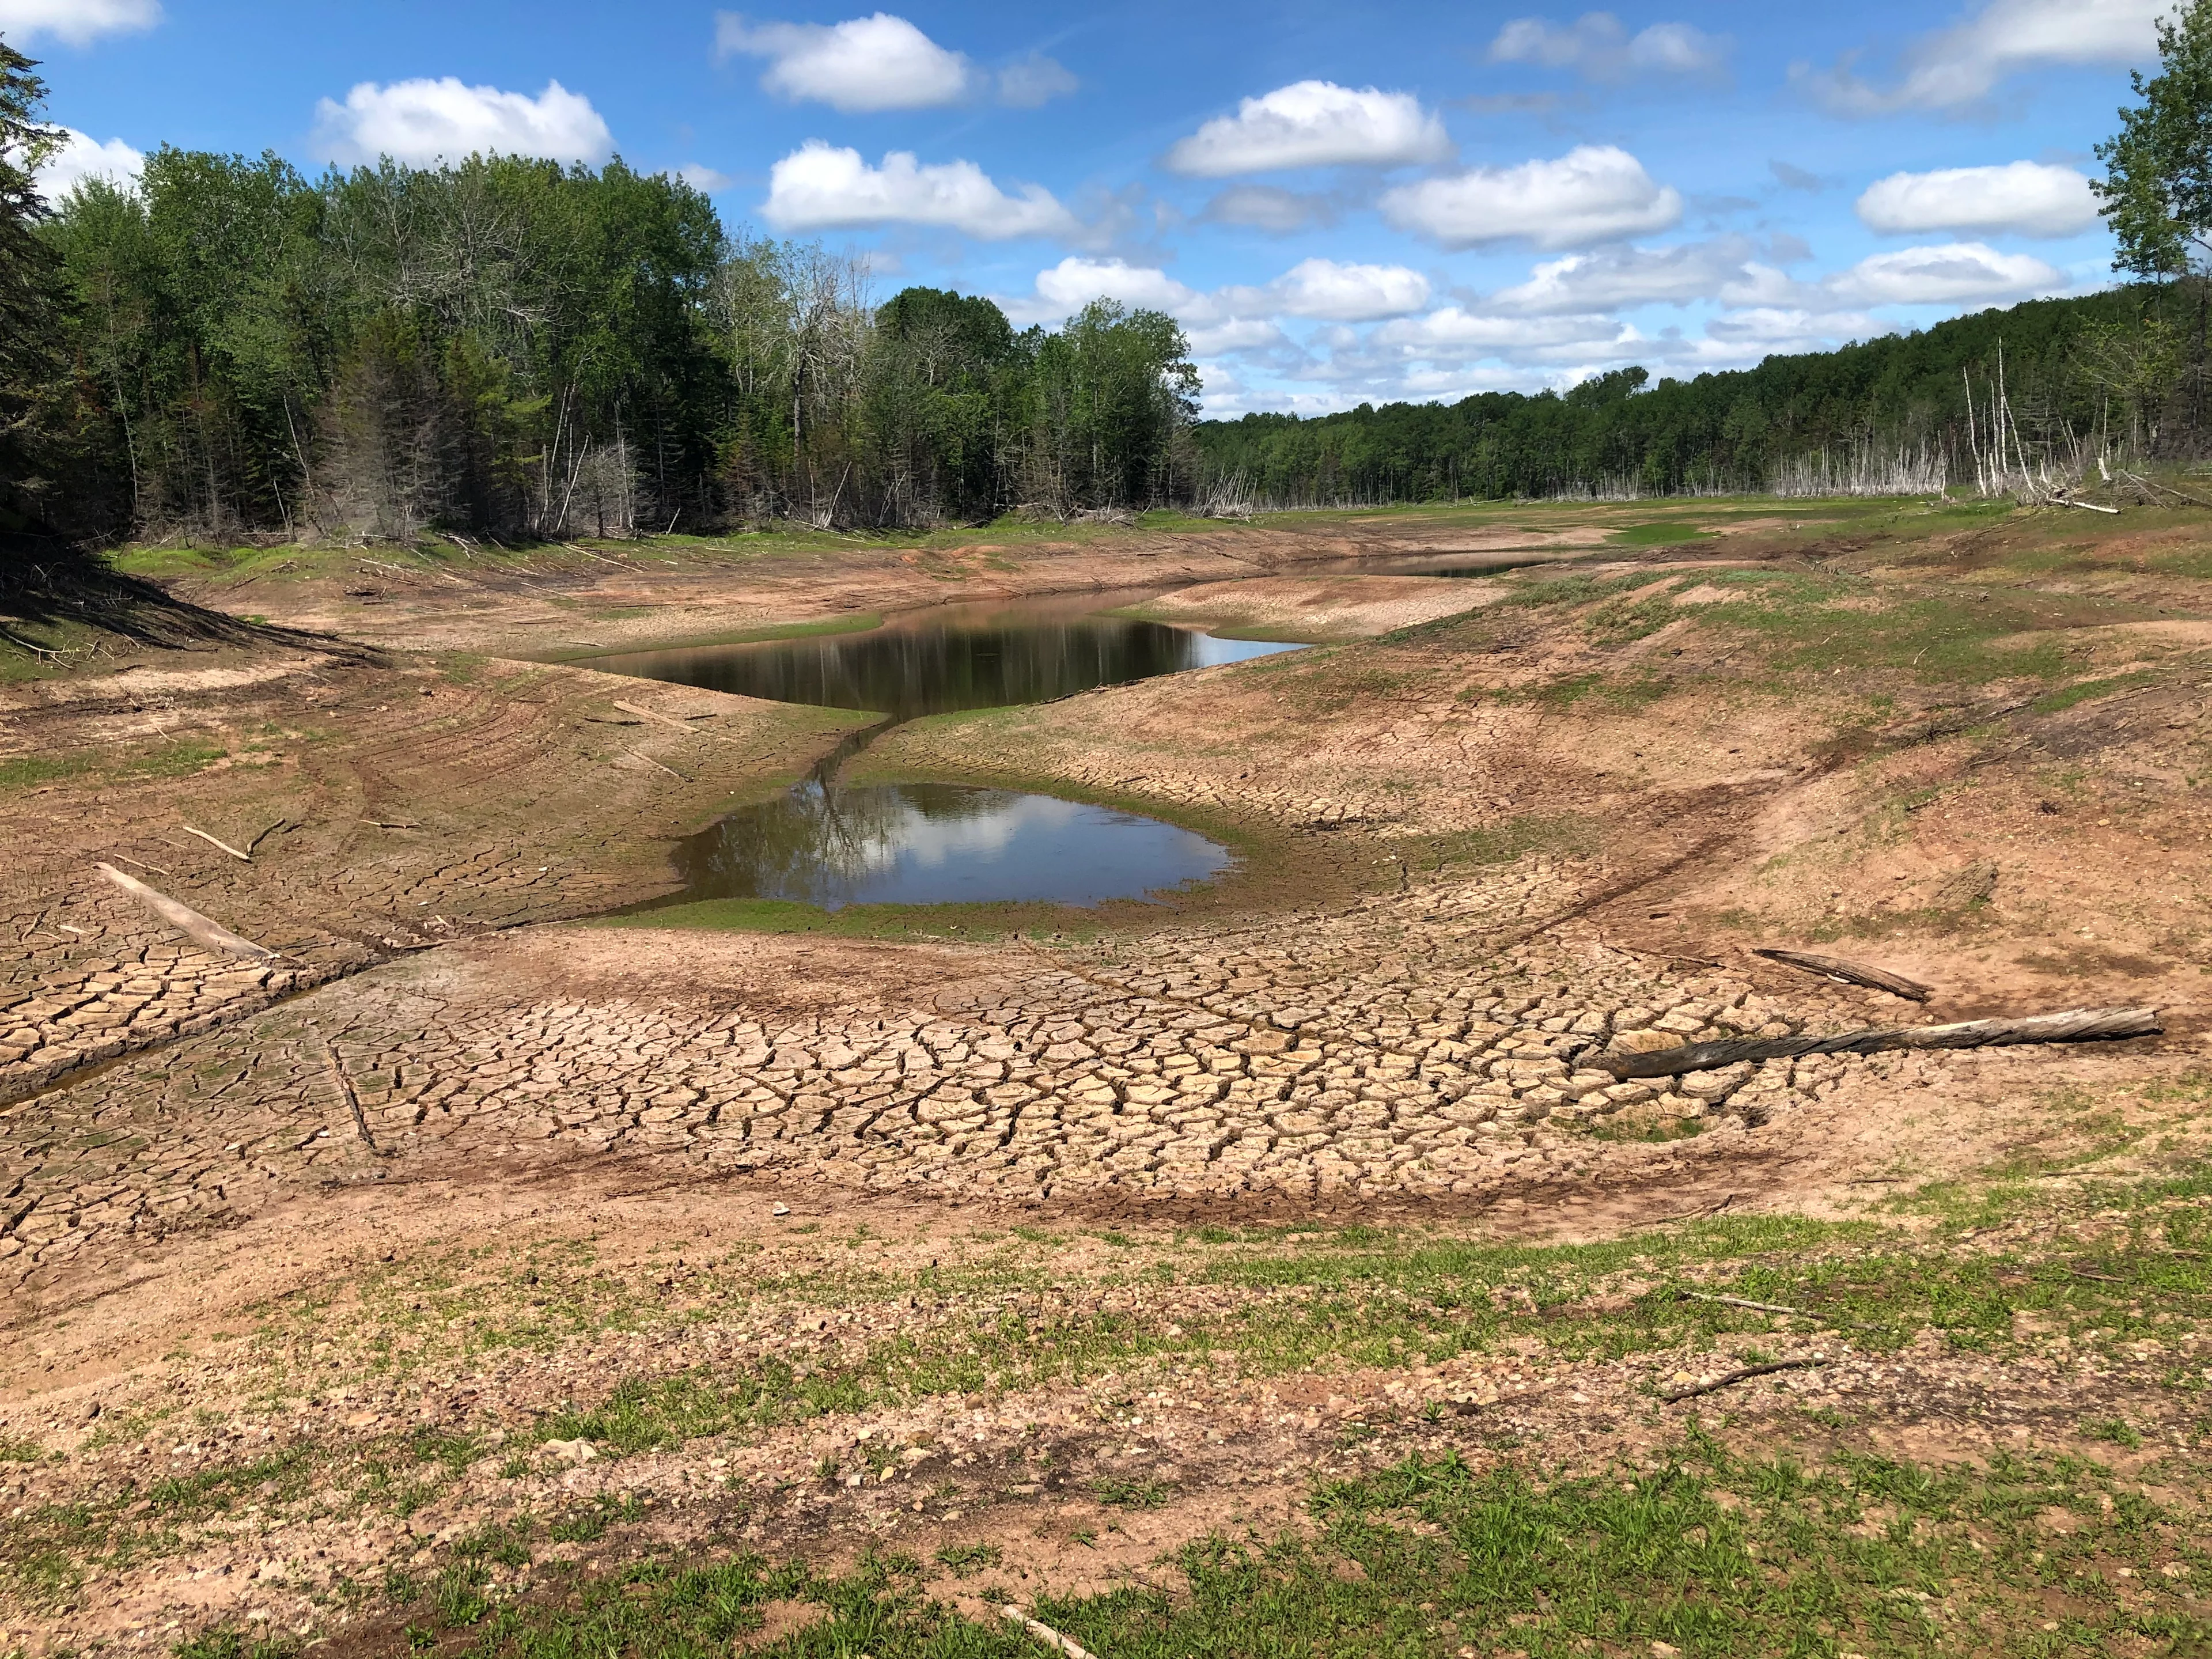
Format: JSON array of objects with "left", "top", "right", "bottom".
[
  {"left": 934, "top": 1542, "right": 1002, "bottom": 1577},
  {"left": 0, "top": 39, "right": 79, "bottom": 540},
  {"left": 38, "top": 157, "right": 1199, "bottom": 542},
  {"left": 2096, "top": 0, "right": 2212, "bottom": 278}
]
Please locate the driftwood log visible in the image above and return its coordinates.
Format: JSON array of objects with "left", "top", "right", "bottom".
[
  {"left": 1001, "top": 1607, "right": 1101, "bottom": 1659},
  {"left": 95, "top": 863, "right": 277, "bottom": 961},
  {"left": 1600, "top": 1006, "right": 2160, "bottom": 1081},
  {"left": 1752, "top": 947, "right": 1933, "bottom": 1002}
]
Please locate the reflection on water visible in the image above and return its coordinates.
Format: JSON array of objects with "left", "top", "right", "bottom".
[
  {"left": 680, "top": 781, "right": 1230, "bottom": 910},
  {"left": 589, "top": 591, "right": 1302, "bottom": 719}
]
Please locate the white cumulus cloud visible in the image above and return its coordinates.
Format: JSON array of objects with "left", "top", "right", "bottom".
[
  {"left": 1705, "top": 306, "right": 1887, "bottom": 346},
  {"left": 715, "top": 12, "right": 975, "bottom": 111},
  {"left": 1227, "top": 257, "right": 1431, "bottom": 321},
  {"left": 1163, "top": 81, "right": 1453, "bottom": 176},
  {"left": 33, "top": 128, "right": 143, "bottom": 200},
  {"left": 762, "top": 142, "right": 1078, "bottom": 239},
  {"left": 1488, "top": 12, "right": 1729, "bottom": 80},
  {"left": 0, "top": 0, "right": 160, "bottom": 46},
  {"left": 1033, "top": 256, "right": 1198, "bottom": 312},
  {"left": 1799, "top": 0, "right": 2171, "bottom": 113},
  {"left": 1373, "top": 306, "right": 1637, "bottom": 359},
  {"left": 1856, "top": 161, "right": 2098, "bottom": 237},
  {"left": 1489, "top": 238, "right": 1761, "bottom": 313},
  {"left": 1381, "top": 145, "right": 1682, "bottom": 250},
  {"left": 312, "top": 78, "right": 613, "bottom": 166},
  {"left": 1827, "top": 241, "right": 2066, "bottom": 305},
  {"left": 1017, "top": 255, "right": 1427, "bottom": 338}
]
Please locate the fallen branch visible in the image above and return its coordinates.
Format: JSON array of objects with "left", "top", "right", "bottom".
[
  {"left": 613, "top": 698, "right": 735, "bottom": 743},
  {"left": 183, "top": 825, "right": 253, "bottom": 862},
  {"left": 2120, "top": 468, "right": 2212, "bottom": 509},
  {"left": 1631, "top": 1191, "right": 1736, "bottom": 1229},
  {"left": 1599, "top": 1006, "right": 2159, "bottom": 1080},
  {"left": 309, "top": 1022, "right": 384, "bottom": 1156},
  {"left": 1659, "top": 1356, "right": 1822, "bottom": 1403},
  {"left": 95, "top": 863, "right": 276, "bottom": 960},
  {"left": 559, "top": 541, "right": 633, "bottom": 567},
  {"left": 623, "top": 748, "right": 685, "bottom": 781},
  {"left": 1678, "top": 1290, "right": 1876, "bottom": 1330},
  {"left": 1001, "top": 1607, "right": 1101, "bottom": 1659},
  {"left": 1753, "top": 946, "right": 1933, "bottom": 1002},
  {"left": 245, "top": 817, "right": 293, "bottom": 855}
]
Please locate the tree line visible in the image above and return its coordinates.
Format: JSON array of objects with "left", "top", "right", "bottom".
[
  {"left": 1187, "top": 286, "right": 2188, "bottom": 507},
  {"left": 0, "top": 44, "right": 1199, "bottom": 548},
  {"left": 17, "top": 0, "right": 2212, "bottom": 548}
]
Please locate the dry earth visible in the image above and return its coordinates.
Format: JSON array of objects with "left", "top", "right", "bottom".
[{"left": 2, "top": 500, "right": 2211, "bottom": 1656}]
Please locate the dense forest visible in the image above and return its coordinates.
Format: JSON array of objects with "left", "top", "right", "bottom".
[
  {"left": 1187, "top": 286, "right": 2196, "bottom": 507},
  {"left": 0, "top": 39, "right": 1201, "bottom": 548},
  {"left": 22, "top": 152, "right": 1198, "bottom": 544}
]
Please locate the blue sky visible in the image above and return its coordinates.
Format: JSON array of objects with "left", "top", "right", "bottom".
[{"left": 9, "top": 0, "right": 2172, "bottom": 414}]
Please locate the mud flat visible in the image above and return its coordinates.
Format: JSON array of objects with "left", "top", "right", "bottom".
[{"left": 4, "top": 497, "right": 2212, "bottom": 1656}]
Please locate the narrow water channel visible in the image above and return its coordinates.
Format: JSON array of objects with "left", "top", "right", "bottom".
[{"left": 594, "top": 589, "right": 1304, "bottom": 911}]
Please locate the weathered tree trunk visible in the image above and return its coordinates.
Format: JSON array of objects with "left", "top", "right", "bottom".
[
  {"left": 1752, "top": 948, "right": 1934, "bottom": 1002},
  {"left": 1600, "top": 1006, "right": 2160, "bottom": 1080}
]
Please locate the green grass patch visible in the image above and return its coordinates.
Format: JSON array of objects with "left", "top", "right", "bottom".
[
  {"left": 0, "top": 739, "right": 224, "bottom": 794},
  {"left": 2029, "top": 672, "right": 2160, "bottom": 715},
  {"left": 116, "top": 740, "right": 228, "bottom": 781},
  {"left": 263, "top": 1432, "right": 2209, "bottom": 1659},
  {"left": 934, "top": 1541, "right": 1003, "bottom": 1576},
  {"left": 0, "top": 753, "right": 93, "bottom": 791},
  {"left": 0, "top": 1445, "right": 314, "bottom": 1607},
  {"left": 1609, "top": 520, "right": 1717, "bottom": 546}
]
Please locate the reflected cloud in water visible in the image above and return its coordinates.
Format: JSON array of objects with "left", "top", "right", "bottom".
[{"left": 679, "top": 782, "right": 1232, "bottom": 910}]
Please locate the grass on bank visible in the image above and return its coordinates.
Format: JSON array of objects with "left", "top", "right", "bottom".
[
  {"left": 0, "top": 738, "right": 228, "bottom": 794},
  {"left": 183, "top": 1431, "right": 2210, "bottom": 1659}
]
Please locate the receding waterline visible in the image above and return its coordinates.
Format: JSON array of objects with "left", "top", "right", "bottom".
[
  {"left": 597, "top": 590, "right": 1302, "bottom": 911},
  {"left": 675, "top": 781, "right": 1232, "bottom": 911}
]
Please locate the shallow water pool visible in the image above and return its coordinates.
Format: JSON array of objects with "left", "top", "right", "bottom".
[{"left": 675, "top": 780, "right": 1232, "bottom": 910}]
